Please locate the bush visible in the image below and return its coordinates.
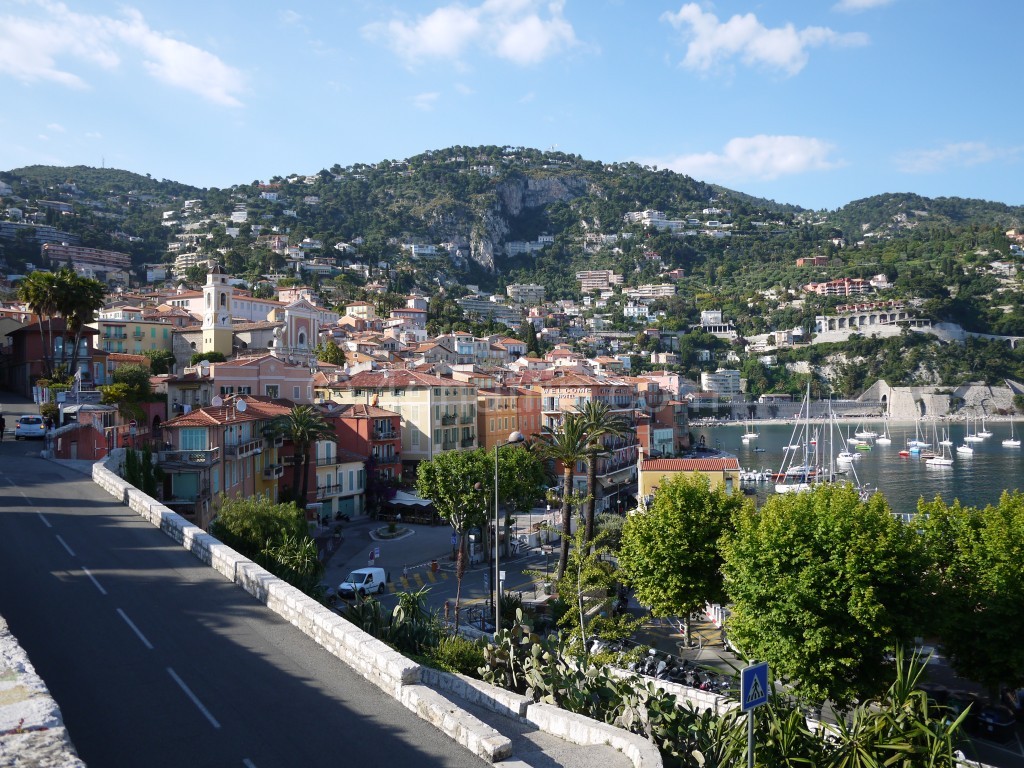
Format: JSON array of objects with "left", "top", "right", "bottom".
[{"left": 429, "top": 633, "right": 486, "bottom": 675}]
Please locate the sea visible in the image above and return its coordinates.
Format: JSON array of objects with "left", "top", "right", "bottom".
[{"left": 694, "top": 419, "right": 1024, "bottom": 518}]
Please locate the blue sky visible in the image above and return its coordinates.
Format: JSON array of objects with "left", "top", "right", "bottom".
[{"left": 1, "top": 0, "right": 1021, "bottom": 211}]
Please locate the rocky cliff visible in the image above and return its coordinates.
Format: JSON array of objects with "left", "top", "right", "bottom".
[{"left": 469, "top": 174, "right": 595, "bottom": 271}]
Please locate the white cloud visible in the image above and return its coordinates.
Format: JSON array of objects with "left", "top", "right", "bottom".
[
  {"left": 833, "top": 0, "right": 894, "bottom": 11},
  {"left": 894, "top": 142, "right": 1019, "bottom": 174},
  {"left": 279, "top": 10, "right": 303, "bottom": 25},
  {"left": 644, "top": 135, "right": 842, "bottom": 182},
  {"left": 454, "top": 82, "right": 475, "bottom": 95},
  {"left": 661, "top": 3, "right": 867, "bottom": 76},
  {"left": 0, "top": 1, "right": 245, "bottom": 106},
  {"left": 413, "top": 91, "right": 440, "bottom": 111},
  {"left": 363, "top": 0, "right": 577, "bottom": 66},
  {"left": 85, "top": 131, "right": 102, "bottom": 139},
  {"left": 46, "top": 122, "right": 65, "bottom": 132}
]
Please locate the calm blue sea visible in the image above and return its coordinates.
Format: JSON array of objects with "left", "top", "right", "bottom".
[{"left": 694, "top": 420, "right": 1024, "bottom": 517}]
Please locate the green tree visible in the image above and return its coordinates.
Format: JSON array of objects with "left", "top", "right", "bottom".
[
  {"left": 619, "top": 473, "right": 748, "bottom": 647},
  {"left": 548, "top": 524, "right": 640, "bottom": 653},
  {"left": 17, "top": 271, "right": 60, "bottom": 378},
  {"left": 53, "top": 268, "right": 105, "bottom": 378},
  {"left": 575, "top": 400, "right": 627, "bottom": 546},
  {"left": 920, "top": 491, "right": 1024, "bottom": 697},
  {"left": 100, "top": 363, "right": 154, "bottom": 419},
  {"left": 209, "top": 495, "right": 307, "bottom": 550},
  {"left": 143, "top": 349, "right": 176, "bottom": 375},
  {"left": 314, "top": 338, "right": 346, "bottom": 365},
  {"left": 416, "top": 449, "right": 492, "bottom": 629},
  {"left": 720, "top": 483, "right": 931, "bottom": 710},
  {"left": 280, "top": 405, "right": 335, "bottom": 509},
  {"left": 189, "top": 351, "right": 227, "bottom": 366},
  {"left": 533, "top": 413, "right": 590, "bottom": 580}
]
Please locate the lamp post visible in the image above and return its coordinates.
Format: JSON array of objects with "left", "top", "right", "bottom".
[{"left": 494, "top": 430, "right": 525, "bottom": 634}]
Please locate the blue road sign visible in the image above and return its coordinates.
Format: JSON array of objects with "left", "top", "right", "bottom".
[{"left": 740, "top": 661, "right": 769, "bottom": 711}]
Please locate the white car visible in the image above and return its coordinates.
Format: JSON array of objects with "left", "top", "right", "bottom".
[{"left": 15, "top": 415, "right": 47, "bottom": 439}]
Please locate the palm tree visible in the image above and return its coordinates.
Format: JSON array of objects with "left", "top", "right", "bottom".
[
  {"left": 56, "top": 269, "right": 106, "bottom": 379},
  {"left": 281, "top": 405, "right": 335, "bottom": 508},
  {"left": 17, "top": 271, "right": 59, "bottom": 379},
  {"left": 575, "top": 400, "right": 627, "bottom": 545},
  {"left": 534, "top": 413, "right": 589, "bottom": 580}
]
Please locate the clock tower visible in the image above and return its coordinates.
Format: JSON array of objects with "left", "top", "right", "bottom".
[{"left": 201, "top": 264, "right": 234, "bottom": 357}]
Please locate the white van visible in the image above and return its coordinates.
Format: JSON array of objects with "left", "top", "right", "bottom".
[{"left": 337, "top": 567, "right": 387, "bottom": 599}]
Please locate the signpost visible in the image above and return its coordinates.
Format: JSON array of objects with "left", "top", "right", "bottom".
[{"left": 740, "top": 661, "right": 769, "bottom": 768}]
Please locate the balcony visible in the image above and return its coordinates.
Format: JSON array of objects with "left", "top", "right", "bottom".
[
  {"left": 158, "top": 447, "right": 220, "bottom": 467},
  {"left": 440, "top": 414, "right": 457, "bottom": 426},
  {"left": 315, "top": 456, "right": 340, "bottom": 467},
  {"left": 373, "top": 428, "right": 397, "bottom": 440},
  {"left": 103, "top": 332, "right": 127, "bottom": 340},
  {"left": 460, "top": 414, "right": 474, "bottom": 424},
  {"left": 460, "top": 436, "right": 476, "bottom": 448},
  {"left": 262, "top": 463, "right": 284, "bottom": 480},
  {"left": 223, "top": 437, "right": 263, "bottom": 459},
  {"left": 316, "top": 485, "right": 341, "bottom": 499},
  {"left": 133, "top": 330, "right": 144, "bottom": 338},
  {"left": 441, "top": 440, "right": 456, "bottom": 450}
]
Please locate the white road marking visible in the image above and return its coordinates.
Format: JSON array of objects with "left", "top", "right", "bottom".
[
  {"left": 116, "top": 608, "right": 153, "bottom": 650},
  {"left": 55, "top": 535, "right": 75, "bottom": 556},
  {"left": 81, "top": 566, "right": 107, "bottom": 595},
  {"left": 37, "top": 511, "right": 52, "bottom": 528},
  {"left": 242, "top": 760, "right": 258, "bottom": 768},
  {"left": 167, "top": 667, "right": 221, "bottom": 729}
]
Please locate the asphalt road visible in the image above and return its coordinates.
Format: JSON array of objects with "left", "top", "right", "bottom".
[{"left": 0, "top": 400, "right": 486, "bottom": 767}]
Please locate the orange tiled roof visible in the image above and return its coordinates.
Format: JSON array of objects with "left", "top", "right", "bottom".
[{"left": 641, "top": 458, "right": 740, "bottom": 472}]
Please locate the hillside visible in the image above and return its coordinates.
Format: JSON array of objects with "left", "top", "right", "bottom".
[{"left": 3, "top": 146, "right": 1024, "bottom": 393}]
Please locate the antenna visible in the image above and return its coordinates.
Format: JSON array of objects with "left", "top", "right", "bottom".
[{"left": 236, "top": 399, "right": 248, "bottom": 413}]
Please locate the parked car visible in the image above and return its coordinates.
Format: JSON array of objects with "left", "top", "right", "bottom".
[{"left": 15, "top": 415, "right": 46, "bottom": 440}]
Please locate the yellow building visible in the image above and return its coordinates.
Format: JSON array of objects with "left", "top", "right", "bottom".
[
  {"left": 316, "top": 369, "right": 477, "bottom": 476},
  {"left": 638, "top": 456, "right": 742, "bottom": 501},
  {"left": 90, "top": 317, "right": 177, "bottom": 355}
]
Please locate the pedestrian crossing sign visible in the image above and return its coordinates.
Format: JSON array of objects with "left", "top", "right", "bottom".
[{"left": 740, "top": 661, "right": 769, "bottom": 711}]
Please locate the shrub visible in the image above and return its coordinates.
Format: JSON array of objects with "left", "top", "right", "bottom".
[{"left": 429, "top": 633, "right": 486, "bottom": 675}]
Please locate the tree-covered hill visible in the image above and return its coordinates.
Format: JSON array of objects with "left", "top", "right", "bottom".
[{"left": 3, "top": 147, "right": 1024, "bottom": 376}]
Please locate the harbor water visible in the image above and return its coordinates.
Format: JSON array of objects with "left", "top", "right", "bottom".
[{"left": 695, "top": 420, "right": 1024, "bottom": 517}]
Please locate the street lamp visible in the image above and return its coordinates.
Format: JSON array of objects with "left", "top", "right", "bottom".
[{"left": 494, "top": 430, "right": 525, "bottom": 634}]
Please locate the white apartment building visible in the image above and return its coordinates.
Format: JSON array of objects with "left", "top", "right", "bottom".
[
  {"left": 506, "top": 283, "right": 546, "bottom": 306},
  {"left": 700, "top": 369, "right": 742, "bottom": 398}
]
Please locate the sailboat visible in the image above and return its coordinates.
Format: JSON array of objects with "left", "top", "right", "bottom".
[
  {"left": 875, "top": 419, "right": 892, "bottom": 446},
  {"left": 1003, "top": 417, "right": 1020, "bottom": 447},
  {"left": 907, "top": 418, "right": 931, "bottom": 449},
  {"left": 741, "top": 419, "right": 758, "bottom": 442},
  {"left": 854, "top": 422, "right": 878, "bottom": 439},
  {"left": 977, "top": 416, "right": 993, "bottom": 439},
  {"left": 926, "top": 421, "right": 953, "bottom": 466},
  {"left": 775, "top": 382, "right": 814, "bottom": 494},
  {"left": 957, "top": 422, "right": 975, "bottom": 454},
  {"left": 964, "top": 416, "right": 984, "bottom": 443}
]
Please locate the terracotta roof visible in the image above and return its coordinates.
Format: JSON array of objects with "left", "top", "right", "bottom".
[
  {"left": 323, "top": 403, "right": 400, "bottom": 419},
  {"left": 641, "top": 458, "right": 740, "bottom": 472},
  {"left": 163, "top": 395, "right": 293, "bottom": 428},
  {"left": 337, "top": 370, "right": 473, "bottom": 388}
]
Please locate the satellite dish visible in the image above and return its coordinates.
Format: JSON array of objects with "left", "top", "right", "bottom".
[
  {"left": 236, "top": 399, "right": 248, "bottom": 412},
  {"left": 211, "top": 396, "right": 224, "bottom": 407}
]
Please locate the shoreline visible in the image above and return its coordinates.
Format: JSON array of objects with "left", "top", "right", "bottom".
[{"left": 693, "top": 415, "right": 1016, "bottom": 427}]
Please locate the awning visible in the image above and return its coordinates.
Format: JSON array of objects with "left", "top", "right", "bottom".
[{"left": 388, "top": 490, "right": 433, "bottom": 507}]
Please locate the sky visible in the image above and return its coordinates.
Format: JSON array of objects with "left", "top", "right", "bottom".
[{"left": 1, "top": 0, "right": 1022, "bottom": 211}]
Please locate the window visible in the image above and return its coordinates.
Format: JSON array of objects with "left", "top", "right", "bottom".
[
  {"left": 293, "top": 386, "right": 300, "bottom": 399},
  {"left": 180, "top": 428, "right": 207, "bottom": 450},
  {"left": 434, "top": 388, "right": 440, "bottom": 396},
  {"left": 434, "top": 429, "right": 441, "bottom": 444},
  {"left": 265, "top": 385, "right": 279, "bottom": 398},
  {"left": 238, "top": 386, "right": 251, "bottom": 395}
]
